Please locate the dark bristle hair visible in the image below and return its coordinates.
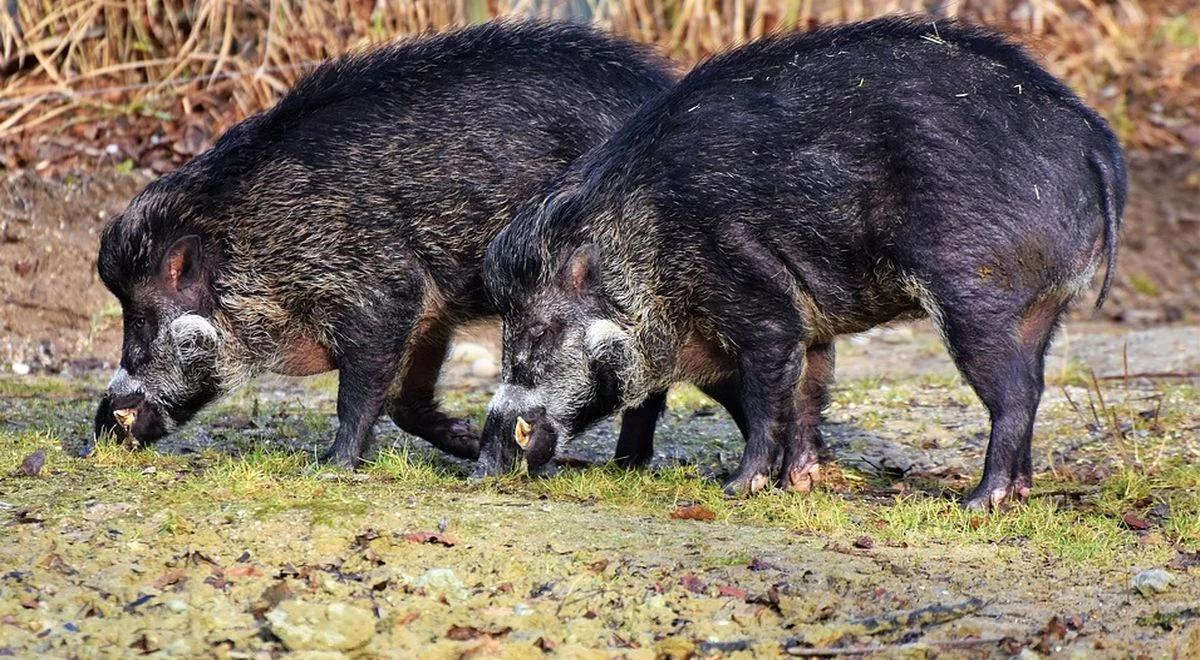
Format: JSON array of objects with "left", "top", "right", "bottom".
[
  {"left": 483, "top": 14, "right": 1123, "bottom": 309},
  {"left": 100, "top": 18, "right": 675, "bottom": 303}
]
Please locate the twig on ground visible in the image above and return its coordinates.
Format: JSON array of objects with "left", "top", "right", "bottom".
[
  {"left": 1096, "top": 371, "right": 1199, "bottom": 381},
  {"left": 854, "top": 597, "right": 986, "bottom": 635},
  {"left": 786, "top": 635, "right": 1010, "bottom": 657}
]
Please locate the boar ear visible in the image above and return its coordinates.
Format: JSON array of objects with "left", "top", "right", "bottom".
[
  {"left": 160, "top": 235, "right": 203, "bottom": 295},
  {"left": 561, "top": 244, "right": 600, "bottom": 297}
]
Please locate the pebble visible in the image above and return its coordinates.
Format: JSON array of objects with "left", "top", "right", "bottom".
[
  {"left": 165, "top": 598, "right": 188, "bottom": 613},
  {"left": 1132, "top": 568, "right": 1175, "bottom": 596},
  {"left": 449, "top": 342, "right": 493, "bottom": 365},
  {"left": 11, "top": 362, "right": 30, "bottom": 375},
  {"left": 266, "top": 600, "right": 375, "bottom": 652},
  {"left": 469, "top": 357, "right": 498, "bottom": 379},
  {"left": 413, "top": 567, "right": 466, "bottom": 604},
  {"left": 164, "top": 639, "right": 192, "bottom": 656}
]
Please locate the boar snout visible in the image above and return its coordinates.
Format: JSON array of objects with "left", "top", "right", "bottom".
[
  {"left": 91, "top": 388, "right": 169, "bottom": 453},
  {"left": 474, "top": 403, "right": 559, "bottom": 478},
  {"left": 89, "top": 392, "right": 143, "bottom": 456},
  {"left": 474, "top": 408, "right": 523, "bottom": 478}
]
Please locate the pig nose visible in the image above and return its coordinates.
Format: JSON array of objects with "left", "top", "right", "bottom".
[{"left": 109, "top": 392, "right": 145, "bottom": 413}]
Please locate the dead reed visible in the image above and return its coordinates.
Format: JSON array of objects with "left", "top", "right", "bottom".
[{"left": 1, "top": 1, "right": 1196, "bottom": 169}]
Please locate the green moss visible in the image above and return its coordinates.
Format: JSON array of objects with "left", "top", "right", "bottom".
[
  {"left": 1129, "top": 273, "right": 1162, "bottom": 298},
  {"left": 2, "top": 373, "right": 1196, "bottom": 577},
  {"left": 0, "top": 376, "right": 80, "bottom": 398},
  {"left": 1047, "top": 358, "right": 1093, "bottom": 388}
]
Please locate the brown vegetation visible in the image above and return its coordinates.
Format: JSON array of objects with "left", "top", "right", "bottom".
[{"left": 1, "top": 1, "right": 1197, "bottom": 175}]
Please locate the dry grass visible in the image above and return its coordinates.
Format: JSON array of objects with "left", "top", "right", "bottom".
[{"left": 0, "top": 0, "right": 1196, "bottom": 170}]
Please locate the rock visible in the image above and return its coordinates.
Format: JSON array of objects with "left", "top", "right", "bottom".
[
  {"left": 265, "top": 600, "right": 375, "bottom": 652},
  {"left": 448, "top": 342, "right": 493, "bottom": 365},
  {"left": 413, "top": 567, "right": 466, "bottom": 604},
  {"left": 164, "top": 598, "right": 188, "bottom": 613},
  {"left": 163, "top": 638, "right": 192, "bottom": 656},
  {"left": 11, "top": 362, "right": 30, "bottom": 375},
  {"left": 469, "top": 357, "right": 498, "bottom": 379},
  {"left": 1131, "top": 568, "right": 1175, "bottom": 596}
]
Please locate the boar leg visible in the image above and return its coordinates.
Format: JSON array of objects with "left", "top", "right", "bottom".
[
  {"left": 944, "top": 295, "right": 1066, "bottom": 510},
  {"left": 724, "top": 342, "right": 805, "bottom": 497},
  {"left": 387, "top": 325, "right": 480, "bottom": 460},
  {"left": 613, "top": 390, "right": 667, "bottom": 467},
  {"left": 780, "top": 342, "right": 834, "bottom": 493},
  {"left": 700, "top": 379, "right": 749, "bottom": 437},
  {"left": 320, "top": 315, "right": 414, "bottom": 468},
  {"left": 614, "top": 380, "right": 746, "bottom": 468}
]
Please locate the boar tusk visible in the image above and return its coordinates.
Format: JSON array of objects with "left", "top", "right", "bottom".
[
  {"left": 113, "top": 408, "right": 138, "bottom": 432},
  {"left": 514, "top": 416, "right": 532, "bottom": 449}
]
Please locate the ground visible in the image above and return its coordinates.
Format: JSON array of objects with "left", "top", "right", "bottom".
[
  {"left": 2, "top": 316, "right": 1198, "bottom": 657},
  {"left": 2, "top": 158, "right": 1200, "bottom": 656}
]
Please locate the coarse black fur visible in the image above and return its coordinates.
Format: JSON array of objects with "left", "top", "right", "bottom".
[
  {"left": 90, "top": 19, "right": 676, "bottom": 465},
  {"left": 482, "top": 15, "right": 1127, "bottom": 508}
]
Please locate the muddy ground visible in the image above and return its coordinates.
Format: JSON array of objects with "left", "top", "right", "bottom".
[
  {"left": 2, "top": 319, "right": 1199, "bottom": 657},
  {"left": 2, "top": 161, "right": 1199, "bottom": 656}
]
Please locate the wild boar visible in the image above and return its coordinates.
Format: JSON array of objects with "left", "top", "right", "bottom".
[{"left": 478, "top": 16, "right": 1125, "bottom": 509}]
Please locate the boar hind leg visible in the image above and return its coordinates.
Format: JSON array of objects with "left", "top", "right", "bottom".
[
  {"left": 780, "top": 342, "right": 834, "bottom": 493},
  {"left": 387, "top": 325, "right": 480, "bottom": 460},
  {"left": 614, "top": 390, "right": 667, "bottom": 468},
  {"left": 939, "top": 294, "right": 1067, "bottom": 511}
]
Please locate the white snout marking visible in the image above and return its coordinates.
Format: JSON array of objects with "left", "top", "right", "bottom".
[
  {"left": 170, "top": 313, "right": 219, "bottom": 344},
  {"left": 584, "top": 319, "right": 630, "bottom": 355},
  {"left": 170, "top": 313, "right": 220, "bottom": 363},
  {"left": 107, "top": 368, "right": 145, "bottom": 397},
  {"left": 488, "top": 384, "right": 540, "bottom": 416}
]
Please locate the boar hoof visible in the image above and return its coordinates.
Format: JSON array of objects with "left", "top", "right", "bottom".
[
  {"left": 76, "top": 439, "right": 97, "bottom": 458},
  {"left": 318, "top": 448, "right": 363, "bottom": 470},
  {"left": 437, "top": 420, "right": 481, "bottom": 460},
  {"left": 783, "top": 462, "right": 820, "bottom": 493},
  {"left": 723, "top": 472, "right": 770, "bottom": 498},
  {"left": 470, "top": 459, "right": 512, "bottom": 480},
  {"left": 963, "top": 483, "right": 1028, "bottom": 512}
]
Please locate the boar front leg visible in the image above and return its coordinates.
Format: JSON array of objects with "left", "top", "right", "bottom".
[
  {"left": 613, "top": 390, "right": 667, "bottom": 468},
  {"left": 613, "top": 379, "right": 747, "bottom": 468},
  {"left": 387, "top": 324, "right": 480, "bottom": 460},
  {"left": 724, "top": 339, "right": 805, "bottom": 497},
  {"left": 320, "top": 309, "right": 418, "bottom": 469}
]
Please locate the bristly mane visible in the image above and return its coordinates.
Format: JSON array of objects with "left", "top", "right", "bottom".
[{"left": 256, "top": 19, "right": 672, "bottom": 144}]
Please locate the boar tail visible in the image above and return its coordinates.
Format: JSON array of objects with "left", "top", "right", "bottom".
[{"left": 1089, "top": 146, "right": 1126, "bottom": 310}]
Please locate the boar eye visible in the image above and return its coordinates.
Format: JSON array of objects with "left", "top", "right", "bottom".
[{"left": 129, "top": 315, "right": 154, "bottom": 335}]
